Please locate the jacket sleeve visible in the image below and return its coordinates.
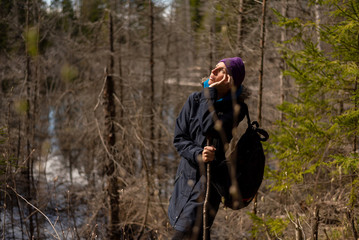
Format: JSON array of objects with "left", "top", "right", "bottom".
[
  {"left": 173, "top": 88, "right": 220, "bottom": 167},
  {"left": 173, "top": 93, "right": 205, "bottom": 167}
]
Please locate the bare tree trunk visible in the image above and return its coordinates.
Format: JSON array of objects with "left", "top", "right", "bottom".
[
  {"left": 295, "top": 214, "right": 304, "bottom": 240},
  {"left": 208, "top": 0, "right": 215, "bottom": 72},
  {"left": 347, "top": 34, "right": 359, "bottom": 240},
  {"left": 184, "top": 0, "right": 193, "bottom": 66},
  {"left": 118, "top": 33, "right": 123, "bottom": 121},
  {"left": 157, "top": 2, "right": 175, "bottom": 201},
  {"left": 175, "top": 34, "right": 181, "bottom": 85},
  {"left": 354, "top": 33, "right": 358, "bottom": 153},
  {"left": 257, "top": 0, "right": 267, "bottom": 125},
  {"left": 237, "top": 0, "right": 244, "bottom": 56},
  {"left": 347, "top": 209, "right": 358, "bottom": 240},
  {"left": 354, "top": 77, "right": 357, "bottom": 153},
  {"left": 15, "top": 119, "right": 26, "bottom": 239},
  {"left": 6, "top": 101, "right": 17, "bottom": 240},
  {"left": 105, "top": 10, "right": 120, "bottom": 240},
  {"left": 127, "top": 0, "right": 132, "bottom": 61},
  {"left": 138, "top": 148, "right": 150, "bottom": 239},
  {"left": 149, "top": 0, "right": 155, "bottom": 170},
  {"left": 109, "top": 11, "right": 115, "bottom": 75},
  {"left": 254, "top": 0, "right": 267, "bottom": 218},
  {"left": 312, "top": 206, "right": 320, "bottom": 240},
  {"left": 33, "top": 2, "right": 42, "bottom": 236},
  {"left": 279, "top": 0, "right": 287, "bottom": 122},
  {"left": 3, "top": 103, "right": 9, "bottom": 240},
  {"left": 314, "top": 0, "right": 321, "bottom": 51},
  {"left": 25, "top": 0, "right": 34, "bottom": 237}
]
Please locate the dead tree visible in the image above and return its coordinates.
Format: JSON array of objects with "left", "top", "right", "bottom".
[
  {"left": 279, "top": 0, "right": 288, "bottom": 122},
  {"left": 24, "top": 0, "right": 35, "bottom": 237},
  {"left": 149, "top": 0, "right": 155, "bottom": 170},
  {"left": 254, "top": 0, "right": 268, "bottom": 217},
  {"left": 208, "top": 0, "right": 215, "bottom": 72},
  {"left": 312, "top": 207, "right": 320, "bottom": 240},
  {"left": 314, "top": 0, "right": 321, "bottom": 51},
  {"left": 257, "top": 0, "right": 267, "bottom": 126},
  {"left": 104, "top": 10, "right": 121, "bottom": 240},
  {"left": 237, "top": 0, "right": 244, "bottom": 56}
]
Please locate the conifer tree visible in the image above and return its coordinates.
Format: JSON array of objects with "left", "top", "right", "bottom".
[{"left": 268, "top": 0, "right": 359, "bottom": 238}]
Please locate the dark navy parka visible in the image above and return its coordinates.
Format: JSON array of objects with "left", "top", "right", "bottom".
[{"left": 168, "top": 86, "right": 246, "bottom": 232}]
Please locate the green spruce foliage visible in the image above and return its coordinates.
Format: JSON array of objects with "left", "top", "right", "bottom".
[{"left": 266, "top": 0, "right": 358, "bottom": 238}]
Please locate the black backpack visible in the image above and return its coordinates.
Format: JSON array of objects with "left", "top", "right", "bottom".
[{"left": 213, "top": 104, "right": 269, "bottom": 210}]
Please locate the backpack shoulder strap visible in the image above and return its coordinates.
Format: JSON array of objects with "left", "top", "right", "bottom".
[{"left": 240, "top": 102, "right": 269, "bottom": 142}]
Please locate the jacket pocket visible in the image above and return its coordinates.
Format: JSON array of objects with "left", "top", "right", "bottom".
[{"left": 178, "top": 173, "right": 193, "bottom": 197}]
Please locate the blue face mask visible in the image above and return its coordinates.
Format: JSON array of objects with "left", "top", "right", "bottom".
[{"left": 203, "top": 78, "right": 243, "bottom": 102}]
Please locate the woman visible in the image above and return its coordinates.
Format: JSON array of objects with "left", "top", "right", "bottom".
[{"left": 168, "top": 57, "right": 247, "bottom": 239}]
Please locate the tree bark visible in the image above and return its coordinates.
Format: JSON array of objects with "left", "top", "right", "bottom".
[
  {"left": 354, "top": 33, "right": 358, "bottom": 153},
  {"left": 237, "top": 0, "right": 244, "bottom": 56},
  {"left": 279, "top": 0, "right": 287, "bottom": 122},
  {"left": 33, "top": 1, "right": 41, "bottom": 237},
  {"left": 104, "top": 10, "right": 120, "bottom": 240},
  {"left": 257, "top": 0, "right": 267, "bottom": 125},
  {"left": 25, "top": 0, "right": 34, "bottom": 237},
  {"left": 149, "top": 0, "right": 155, "bottom": 170},
  {"left": 254, "top": 0, "right": 267, "bottom": 218},
  {"left": 314, "top": 0, "right": 321, "bottom": 51},
  {"left": 312, "top": 207, "right": 320, "bottom": 240},
  {"left": 354, "top": 77, "right": 357, "bottom": 153},
  {"left": 118, "top": 31, "right": 123, "bottom": 120},
  {"left": 157, "top": 2, "right": 175, "bottom": 199},
  {"left": 347, "top": 209, "right": 358, "bottom": 240},
  {"left": 185, "top": 0, "right": 194, "bottom": 66},
  {"left": 208, "top": 0, "right": 215, "bottom": 72},
  {"left": 126, "top": 0, "right": 132, "bottom": 60}
]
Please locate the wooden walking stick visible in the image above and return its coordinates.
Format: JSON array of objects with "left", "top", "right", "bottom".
[{"left": 203, "top": 137, "right": 212, "bottom": 240}]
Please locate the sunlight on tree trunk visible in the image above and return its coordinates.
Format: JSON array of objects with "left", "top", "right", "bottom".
[
  {"left": 254, "top": 0, "right": 267, "bottom": 221},
  {"left": 237, "top": 0, "right": 244, "bottom": 56}
]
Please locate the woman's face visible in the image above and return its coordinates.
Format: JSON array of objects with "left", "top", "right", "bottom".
[{"left": 209, "top": 62, "right": 228, "bottom": 85}]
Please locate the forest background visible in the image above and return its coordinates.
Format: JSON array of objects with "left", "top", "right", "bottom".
[{"left": 0, "top": 0, "right": 358, "bottom": 239}]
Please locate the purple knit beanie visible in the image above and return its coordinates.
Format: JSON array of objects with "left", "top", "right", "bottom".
[{"left": 220, "top": 57, "right": 245, "bottom": 87}]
